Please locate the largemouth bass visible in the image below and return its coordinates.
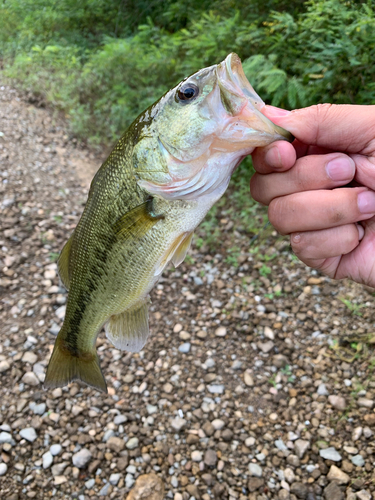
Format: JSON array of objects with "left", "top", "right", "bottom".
[{"left": 44, "top": 53, "right": 293, "bottom": 393}]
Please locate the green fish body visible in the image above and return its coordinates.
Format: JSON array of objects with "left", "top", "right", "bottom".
[{"left": 44, "top": 53, "right": 293, "bottom": 392}]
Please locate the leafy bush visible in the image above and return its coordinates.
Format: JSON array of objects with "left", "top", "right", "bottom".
[{"left": 1, "top": 0, "right": 374, "bottom": 145}]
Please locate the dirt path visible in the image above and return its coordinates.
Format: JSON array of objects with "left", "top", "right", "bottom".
[{"left": 1, "top": 81, "right": 375, "bottom": 500}]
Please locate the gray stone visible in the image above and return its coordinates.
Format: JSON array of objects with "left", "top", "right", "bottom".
[
  {"left": 19, "top": 427, "right": 37, "bottom": 442},
  {"left": 317, "top": 383, "right": 329, "bottom": 396},
  {"left": 85, "top": 478, "right": 95, "bottom": 489},
  {"left": 258, "top": 340, "right": 274, "bottom": 353},
  {"left": 204, "top": 449, "right": 217, "bottom": 466},
  {"left": 42, "top": 451, "right": 53, "bottom": 469},
  {"left": 22, "top": 352, "right": 38, "bottom": 364},
  {"left": 284, "top": 468, "right": 296, "bottom": 484},
  {"left": 29, "top": 402, "right": 46, "bottom": 415},
  {"left": 357, "top": 398, "right": 374, "bottom": 408},
  {"left": 50, "top": 444, "right": 62, "bottom": 456},
  {"left": 351, "top": 455, "right": 365, "bottom": 467},
  {"left": 0, "top": 432, "right": 12, "bottom": 444},
  {"left": 99, "top": 483, "right": 111, "bottom": 496},
  {"left": 107, "top": 436, "right": 125, "bottom": 453},
  {"left": 0, "top": 463, "right": 7, "bottom": 476},
  {"left": 178, "top": 342, "right": 191, "bottom": 353},
  {"left": 275, "top": 439, "right": 288, "bottom": 451},
  {"left": 294, "top": 439, "right": 310, "bottom": 459},
  {"left": 207, "top": 384, "right": 224, "bottom": 394},
  {"left": 290, "top": 482, "right": 308, "bottom": 499},
  {"left": 319, "top": 447, "right": 342, "bottom": 461},
  {"left": 51, "top": 462, "right": 69, "bottom": 476},
  {"left": 126, "top": 437, "right": 139, "bottom": 449},
  {"left": 171, "top": 417, "right": 186, "bottom": 432},
  {"left": 109, "top": 473, "right": 121, "bottom": 485},
  {"left": 72, "top": 448, "right": 92, "bottom": 468},
  {"left": 324, "top": 481, "right": 344, "bottom": 500},
  {"left": 248, "top": 463, "right": 262, "bottom": 477}
]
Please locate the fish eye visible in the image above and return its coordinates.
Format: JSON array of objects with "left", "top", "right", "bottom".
[{"left": 177, "top": 83, "right": 199, "bottom": 102}]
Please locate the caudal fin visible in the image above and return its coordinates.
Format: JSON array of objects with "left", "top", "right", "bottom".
[{"left": 44, "top": 341, "right": 107, "bottom": 393}]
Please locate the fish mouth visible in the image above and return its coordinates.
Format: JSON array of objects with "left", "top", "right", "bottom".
[{"left": 216, "top": 53, "right": 294, "bottom": 144}]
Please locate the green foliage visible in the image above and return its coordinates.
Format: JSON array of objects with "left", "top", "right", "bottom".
[{"left": 1, "top": 0, "right": 374, "bottom": 145}]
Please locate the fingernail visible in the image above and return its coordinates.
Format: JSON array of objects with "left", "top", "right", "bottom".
[
  {"left": 358, "top": 191, "right": 375, "bottom": 214},
  {"left": 264, "top": 105, "right": 291, "bottom": 118},
  {"left": 326, "top": 157, "right": 355, "bottom": 181},
  {"left": 357, "top": 223, "right": 365, "bottom": 241}
]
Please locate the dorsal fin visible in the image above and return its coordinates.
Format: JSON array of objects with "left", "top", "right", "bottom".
[
  {"left": 57, "top": 234, "right": 74, "bottom": 290},
  {"left": 105, "top": 297, "right": 150, "bottom": 352}
]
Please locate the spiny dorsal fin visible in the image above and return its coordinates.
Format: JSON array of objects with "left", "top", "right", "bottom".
[
  {"left": 105, "top": 297, "right": 150, "bottom": 352},
  {"left": 57, "top": 234, "right": 74, "bottom": 290}
]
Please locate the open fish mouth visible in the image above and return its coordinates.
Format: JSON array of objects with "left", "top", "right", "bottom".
[{"left": 216, "top": 53, "right": 294, "bottom": 143}]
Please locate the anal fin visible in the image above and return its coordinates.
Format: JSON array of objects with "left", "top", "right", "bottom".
[
  {"left": 105, "top": 297, "right": 150, "bottom": 352},
  {"left": 57, "top": 234, "right": 73, "bottom": 290}
]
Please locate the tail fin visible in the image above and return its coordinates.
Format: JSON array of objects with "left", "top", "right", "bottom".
[{"left": 44, "top": 341, "right": 107, "bottom": 393}]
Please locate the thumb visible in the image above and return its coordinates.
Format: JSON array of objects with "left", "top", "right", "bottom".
[{"left": 263, "top": 104, "right": 375, "bottom": 154}]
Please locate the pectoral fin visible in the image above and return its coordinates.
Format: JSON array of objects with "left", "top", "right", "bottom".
[
  {"left": 57, "top": 234, "right": 74, "bottom": 290},
  {"left": 113, "top": 198, "right": 163, "bottom": 240},
  {"left": 105, "top": 297, "right": 150, "bottom": 352}
]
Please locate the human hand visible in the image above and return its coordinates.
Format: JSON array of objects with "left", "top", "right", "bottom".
[{"left": 250, "top": 104, "right": 375, "bottom": 287}]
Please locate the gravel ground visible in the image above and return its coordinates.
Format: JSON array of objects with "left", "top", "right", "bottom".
[{"left": 1, "top": 81, "right": 375, "bottom": 500}]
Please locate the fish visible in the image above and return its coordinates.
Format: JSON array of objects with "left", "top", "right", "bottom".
[{"left": 44, "top": 53, "right": 293, "bottom": 393}]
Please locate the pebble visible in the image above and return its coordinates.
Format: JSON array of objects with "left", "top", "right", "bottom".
[
  {"left": 29, "top": 402, "right": 46, "bottom": 415},
  {"left": 99, "top": 483, "right": 111, "bottom": 496},
  {"left": 284, "top": 468, "right": 296, "bottom": 484},
  {"left": 85, "top": 478, "right": 95, "bottom": 489},
  {"left": 19, "top": 427, "right": 37, "bottom": 442},
  {"left": 178, "top": 342, "right": 191, "bottom": 353},
  {"left": 21, "top": 371, "right": 39, "bottom": 386},
  {"left": 352, "top": 426, "right": 363, "bottom": 441},
  {"left": 22, "top": 351, "right": 38, "bottom": 364},
  {"left": 244, "top": 372, "right": 254, "bottom": 386},
  {"left": 0, "top": 463, "right": 7, "bottom": 476},
  {"left": 0, "top": 431, "right": 13, "bottom": 444},
  {"left": 275, "top": 439, "right": 288, "bottom": 451},
  {"left": 126, "top": 437, "right": 139, "bottom": 449},
  {"left": 317, "top": 383, "right": 329, "bottom": 396},
  {"left": 211, "top": 419, "right": 225, "bottom": 430},
  {"left": 264, "top": 326, "right": 274, "bottom": 339},
  {"left": 319, "top": 447, "right": 342, "bottom": 461},
  {"left": 327, "top": 465, "right": 350, "bottom": 485},
  {"left": 294, "top": 439, "right": 310, "bottom": 459},
  {"left": 126, "top": 473, "right": 164, "bottom": 499},
  {"left": 0, "top": 360, "right": 10, "bottom": 372},
  {"left": 72, "top": 448, "right": 92, "bottom": 468},
  {"left": 207, "top": 384, "right": 224, "bottom": 394},
  {"left": 109, "top": 473, "right": 121, "bottom": 485},
  {"left": 328, "top": 395, "right": 346, "bottom": 410},
  {"left": 356, "top": 491, "right": 372, "bottom": 500},
  {"left": 50, "top": 444, "right": 62, "bottom": 456},
  {"left": 107, "top": 436, "right": 125, "bottom": 453},
  {"left": 171, "top": 417, "right": 186, "bottom": 432},
  {"left": 42, "top": 451, "right": 53, "bottom": 469},
  {"left": 248, "top": 463, "right": 262, "bottom": 477},
  {"left": 191, "top": 450, "right": 202, "bottom": 462},
  {"left": 351, "top": 455, "right": 365, "bottom": 467},
  {"left": 204, "top": 449, "right": 217, "bottom": 466},
  {"left": 215, "top": 326, "right": 226, "bottom": 337},
  {"left": 357, "top": 398, "right": 374, "bottom": 408},
  {"left": 258, "top": 340, "right": 274, "bottom": 353}
]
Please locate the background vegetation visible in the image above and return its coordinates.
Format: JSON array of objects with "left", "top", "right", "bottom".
[{"left": 1, "top": 0, "right": 375, "bottom": 245}]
